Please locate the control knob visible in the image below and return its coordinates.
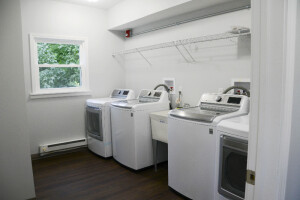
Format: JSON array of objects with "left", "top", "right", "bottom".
[{"left": 216, "top": 96, "right": 222, "bottom": 102}]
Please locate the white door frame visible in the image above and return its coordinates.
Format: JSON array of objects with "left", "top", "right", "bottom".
[
  {"left": 246, "top": 0, "right": 298, "bottom": 199},
  {"left": 277, "top": 0, "right": 297, "bottom": 199}
]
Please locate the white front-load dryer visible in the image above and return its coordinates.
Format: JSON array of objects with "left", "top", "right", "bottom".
[
  {"left": 86, "top": 89, "right": 135, "bottom": 157},
  {"left": 215, "top": 115, "right": 249, "bottom": 200},
  {"left": 111, "top": 89, "right": 169, "bottom": 170},
  {"left": 168, "top": 93, "right": 249, "bottom": 200}
]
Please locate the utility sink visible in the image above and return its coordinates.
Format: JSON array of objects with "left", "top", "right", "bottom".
[{"left": 150, "top": 110, "right": 170, "bottom": 143}]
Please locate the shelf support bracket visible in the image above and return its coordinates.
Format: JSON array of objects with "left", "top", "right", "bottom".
[
  {"left": 173, "top": 42, "right": 190, "bottom": 63},
  {"left": 178, "top": 41, "right": 196, "bottom": 63},
  {"left": 112, "top": 54, "right": 124, "bottom": 66},
  {"left": 136, "top": 48, "right": 151, "bottom": 66}
]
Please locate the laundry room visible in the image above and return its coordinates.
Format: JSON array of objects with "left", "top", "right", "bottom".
[{"left": 1, "top": 0, "right": 300, "bottom": 200}]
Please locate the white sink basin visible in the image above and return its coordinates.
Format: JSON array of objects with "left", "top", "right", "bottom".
[{"left": 150, "top": 110, "right": 170, "bottom": 143}]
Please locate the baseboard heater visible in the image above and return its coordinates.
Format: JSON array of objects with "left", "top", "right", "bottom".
[{"left": 39, "top": 138, "right": 87, "bottom": 155}]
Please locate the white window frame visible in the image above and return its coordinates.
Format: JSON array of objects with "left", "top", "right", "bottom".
[{"left": 29, "top": 34, "right": 90, "bottom": 99}]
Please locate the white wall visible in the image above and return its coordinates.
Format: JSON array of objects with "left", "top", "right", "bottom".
[
  {"left": 285, "top": 2, "right": 300, "bottom": 199},
  {"left": 0, "top": 0, "right": 36, "bottom": 199},
  {"left": 122, "top": 9, "right": 251, "bottom": 106},
  {"left": 21, "top": 0, "right": 125, "bottom": 154}
]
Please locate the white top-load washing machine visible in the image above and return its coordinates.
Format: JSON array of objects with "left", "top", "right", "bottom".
[
  {"left": 86, "top": 89, "right": 135, "bottom": 157},
  {"left": 168, "top": 93, "right": 249, "bottom": 200},
  {"left": 215, "top": 115, "right": 249, "bottom": 200},
  {"left": 110, "top": 89, "right": 169, "bottom": 170}
]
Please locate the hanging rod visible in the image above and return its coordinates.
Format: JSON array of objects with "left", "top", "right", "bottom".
[{"left": 112, "top": 32, "right": 251, "bottom": 57}]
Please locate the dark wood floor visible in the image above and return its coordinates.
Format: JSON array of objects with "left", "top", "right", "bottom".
[{"left": 32, "top": 149, "right": 184, "bottom": 200}]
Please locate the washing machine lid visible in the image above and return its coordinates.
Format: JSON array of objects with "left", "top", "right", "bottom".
[
  {"left": 111, "top": 99, "right": 153, "bottom": 109},
  {"left": 170, "top": 106, "right": 228, "bottom": 123}
]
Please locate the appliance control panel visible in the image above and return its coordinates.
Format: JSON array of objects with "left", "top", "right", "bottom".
[
  {"left": 138, "top": 89, "right": 166, "bottom": 102},
  {"left": 200, "top": 94, "right": 243, "bottom": 105},
  {"left": 199, "top": 93, "right": 249, "bottom": 113},
  {"left": 111, "top": 89, "right": 134, "bottom": 99}
]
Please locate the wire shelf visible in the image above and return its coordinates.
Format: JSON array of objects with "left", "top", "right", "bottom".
[{"left": 112, "top": 31, "right": 251, "bottom": 65}]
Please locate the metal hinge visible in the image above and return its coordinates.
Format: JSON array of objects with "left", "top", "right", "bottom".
[{"left": 246, "top": 170, "right": 256, "bottom": 185}]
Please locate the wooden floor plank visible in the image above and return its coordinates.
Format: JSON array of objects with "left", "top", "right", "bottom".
[{"left": 32, "top": 149, "right": 185, "bottom": 200}]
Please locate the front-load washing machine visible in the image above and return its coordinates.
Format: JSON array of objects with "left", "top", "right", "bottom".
[
  {"left": 215, "top": 115, "right": 249, "bottom": 200},
  {"left": 86, "top": 89, "right": 135, "bottom": 157},
  {"left": 168, "top": 93, "right": 249, "bottom": 200},
  {"left": 111, "top": 89, "right": 169, "bottom": 170}
]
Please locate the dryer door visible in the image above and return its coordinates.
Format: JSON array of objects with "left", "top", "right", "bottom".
[
  {"left": 86, "top": 106, "right": 103, "bottom": 141},
  {"left": 218, "top": 135, "right": 248, "bottom": 200}
]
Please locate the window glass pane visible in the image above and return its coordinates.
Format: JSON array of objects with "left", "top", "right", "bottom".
[
  {"left": 37, "top": 43, "right": 80, "bottom": 64},
  {"left": 39, "top": 67, "right": 81, "bottom": 89}
]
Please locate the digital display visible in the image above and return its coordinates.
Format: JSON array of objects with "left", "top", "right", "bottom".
[
  {"left": 154, "top": 92, "right": 161, "bottom": 97},
  {"left": 227, "top": 97, "right": 241, "bottom": 104},
  {"left": 123, "top": 91, "right": 129, "bottom": 95}
]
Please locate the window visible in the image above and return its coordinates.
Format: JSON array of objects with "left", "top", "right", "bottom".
[{"left": 29, "top": 34, "right": 89, "bottom": 98}]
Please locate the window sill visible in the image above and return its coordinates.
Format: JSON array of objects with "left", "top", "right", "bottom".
[{"left": 30, "top": 90, "right": 92, "bottom": 99}]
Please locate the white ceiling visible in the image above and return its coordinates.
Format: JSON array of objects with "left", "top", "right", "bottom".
[{"left": 52, "top": 0, "right": 123, "bottom": 9}]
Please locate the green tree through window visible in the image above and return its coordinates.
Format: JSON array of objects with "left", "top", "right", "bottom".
[{"left": 37, "top": 43, "right": 81, "bottom": 88}]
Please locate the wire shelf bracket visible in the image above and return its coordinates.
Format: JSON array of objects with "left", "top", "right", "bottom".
[
  {"left": 177, "top": 40, "right": 196, "bottom": 63},
  {"left": 136, "top": 48, "right": 152, "bottom": 65},
  {"left": 173, "top": 41, "right": 190, "bottom": 63}
]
